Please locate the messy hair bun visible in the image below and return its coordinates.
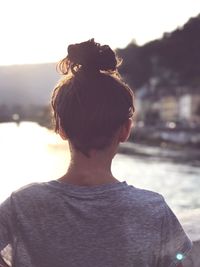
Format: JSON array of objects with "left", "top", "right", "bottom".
[
  {"left": 52, "top": 38, "right": 134, "bottom": 157},
  {"left": 57, "top": 39, "right": 120, "bottom": 75}
]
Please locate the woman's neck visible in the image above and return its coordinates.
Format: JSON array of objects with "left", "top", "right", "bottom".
[{"left": 59, "top": 148, "right": 119, "bottom": 186}]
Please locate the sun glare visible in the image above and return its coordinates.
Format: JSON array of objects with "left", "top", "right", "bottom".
[
  {"left": 0, "top": 122, "right": 69, "bottom": 202},
  {"left": 0, "top": 0, "right": 200, "bottom": 65}
]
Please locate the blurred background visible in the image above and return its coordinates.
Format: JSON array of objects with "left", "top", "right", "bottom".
[{"left": 0, "top": 0, "right": 200, "bottom": 219}]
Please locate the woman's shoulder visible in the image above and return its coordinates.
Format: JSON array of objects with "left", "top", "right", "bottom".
[
  {"left": 125, "top": 184, "right": 165, "bottom": 204},
  {"left": 11, "top": 181, "right": 52, "bottom": 202},
  {"left": 121, "top": 184, "right": 167, "bottom": 218},
  {"left": 14, "top": 182, "right": 45, "bottom": 193}
]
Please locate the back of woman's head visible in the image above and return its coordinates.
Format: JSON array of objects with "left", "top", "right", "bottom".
[{"left": 51, "top": 39, "right": 134, "bottom": 157}]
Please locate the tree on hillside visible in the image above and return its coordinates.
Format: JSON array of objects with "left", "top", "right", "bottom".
[{"left": 117, "top": 14, "right": 200, "bottom": 91}]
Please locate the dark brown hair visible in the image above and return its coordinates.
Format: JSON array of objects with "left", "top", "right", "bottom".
[{"left": 51, "top": 39, "right": 134, "bottom": 157}]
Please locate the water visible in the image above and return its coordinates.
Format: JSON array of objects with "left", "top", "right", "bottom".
[{"left": 0, "top": 122, "right": 200, "bottom": 217}]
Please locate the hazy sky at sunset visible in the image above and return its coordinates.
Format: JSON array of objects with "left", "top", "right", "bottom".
[{"left": 0, "top": 0, "right": 199, "bottom": 65}]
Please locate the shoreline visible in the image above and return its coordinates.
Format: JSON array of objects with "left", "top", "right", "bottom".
[{"left": 118, "top": 141, "right": 200, "bottom": 166}]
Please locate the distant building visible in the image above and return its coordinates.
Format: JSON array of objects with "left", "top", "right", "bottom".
[
  {"left": 135, "top": 87, "right": 159, "bottom": 123},
  {"left": 160, "top": 96, "right": 179, "bottom": 122},
  {"left": 135, "top": 85, "right": 200, "bottom": 127},
  {"left": 179, "top": 94, "right": 200, "bottom": 125}
]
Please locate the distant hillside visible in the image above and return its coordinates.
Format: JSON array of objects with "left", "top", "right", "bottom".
[
  {"left": 117, "top": 14, "right": 200, "bottom": 91},
  {"left": 0, "top": 63, "right": 60, "bottom": 107}
]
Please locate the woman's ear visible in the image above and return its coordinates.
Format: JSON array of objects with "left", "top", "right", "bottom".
[
  {"left": 58, "top": 126, "right": 68, "bottom": 140},
  {"left": 119, "top": 118, "right": 133, "bottom": 143}
]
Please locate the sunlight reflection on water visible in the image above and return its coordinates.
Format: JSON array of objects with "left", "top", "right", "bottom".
[
  {"left": 0, "top": 122, "right": 69, "bottom": 201},
  {"left": 0, "top": 122, "right": 200, "bottom": 215}
]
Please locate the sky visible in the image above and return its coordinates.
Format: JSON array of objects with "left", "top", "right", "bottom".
[{"left": 0, "top": 0, "right": 200, "bottom": 66}]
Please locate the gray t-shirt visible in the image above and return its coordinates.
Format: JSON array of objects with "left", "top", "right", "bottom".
[{"left": 0, "top": 180, "right": 192, "bottom": 267}]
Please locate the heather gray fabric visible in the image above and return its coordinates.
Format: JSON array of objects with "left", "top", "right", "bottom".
[{"left": 0, "top": 180, "right": 192, "bottom": 267}]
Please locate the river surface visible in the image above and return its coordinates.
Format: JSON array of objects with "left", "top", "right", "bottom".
[{"left": 0, "top": 122, "right": 200, "bottom": 216}]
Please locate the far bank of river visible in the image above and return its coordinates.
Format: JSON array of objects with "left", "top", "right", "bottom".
[{"left": 119, "top": 141, "right": 200, "bottom": 167}]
